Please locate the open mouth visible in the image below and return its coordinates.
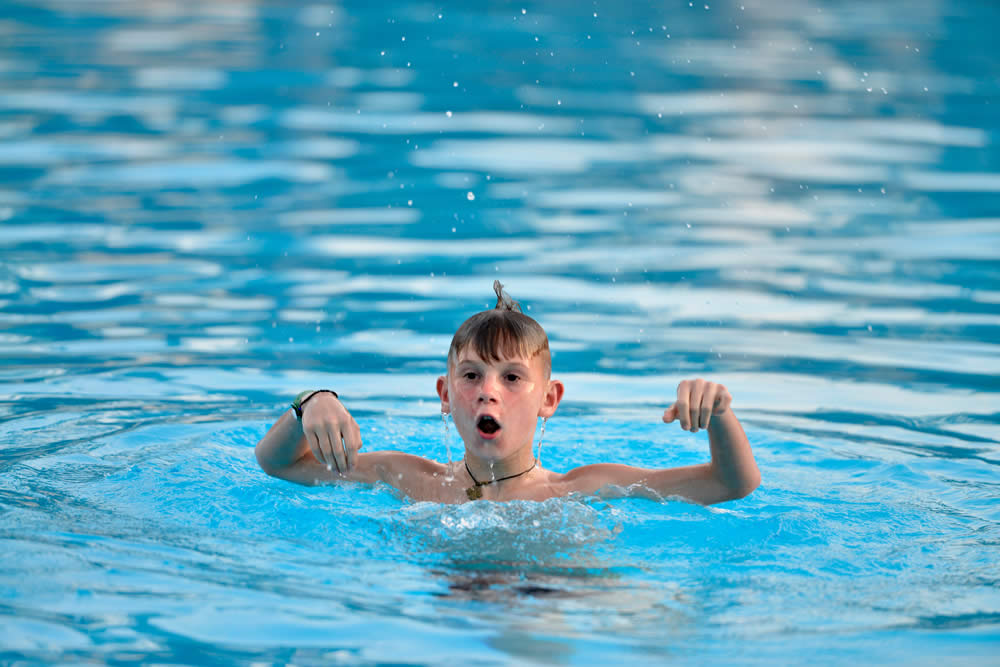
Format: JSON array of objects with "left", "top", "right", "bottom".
[{"left": 477, "top": 415, "right": 501, "bottom": 435}]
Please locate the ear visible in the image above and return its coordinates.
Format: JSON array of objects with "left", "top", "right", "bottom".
[
  {"left": 538, "top": 378, "right": 564, "bottom": 418},
  {"left": 436, "top": 375, "right": 450, "bottom": 414}
]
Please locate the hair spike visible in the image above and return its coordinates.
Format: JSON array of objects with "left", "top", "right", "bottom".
[
  {"left": 493, "top": 280, "right": 522, "bottom": 313},
  {"left": 448, "top": 282, "right": 550, "bottom": 377}
]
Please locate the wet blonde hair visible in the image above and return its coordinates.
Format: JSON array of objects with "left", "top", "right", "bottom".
[{"left": 447, "top": 281, "right": 551, "bottom": 377}]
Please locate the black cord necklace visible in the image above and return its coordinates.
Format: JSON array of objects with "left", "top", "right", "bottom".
[{"left": 464, "top": 459, "right": 536, "bottom": 500}]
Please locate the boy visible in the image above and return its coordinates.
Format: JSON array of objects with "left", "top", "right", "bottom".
[{"left": 255, "top": 282, "right": 760, "bottom": 505}]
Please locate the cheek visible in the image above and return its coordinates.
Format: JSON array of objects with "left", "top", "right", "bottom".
[
  {"left": 451, "top": 385, "right": 479, "bottom": 412},
  {"left": 456, "top": 384, "right": 478, "bottom": 400}
]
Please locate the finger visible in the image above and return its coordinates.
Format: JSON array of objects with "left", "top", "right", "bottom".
[
  {"left": 715, "top": 387, "right": 732, "bottom": 415},
  {"left": 318, "top": 430, "right": 338, "bottom": 471},
  {"left": 327, "top": 427, "right": 347, "bottom": 474},
  {"left": 344, "top": 420, "right": 362, "bottom": 470},
  {"left": 313, "top": 428, "right": 337, "bottom": 471},
  {"left": 699, "top": 384, "right": 718, "bottom": 430},
  {"left": 688, "top": 379, "right": 705, "bottom": 432},
  {"left": 306, "top": 429, "right": 325, "bottom": 466},
  {"left": 675, "top": 381, "right": 690, "bottom": 430},
  {"left": 662, "top": 404, "right": 678, "bottom": 423}
]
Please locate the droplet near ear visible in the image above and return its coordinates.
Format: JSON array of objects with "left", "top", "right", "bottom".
[
  {"left": 440, "top": 411, "right": 453, "bottom": 470},
  {"left": 535, "top": 416, "right": 548, "bottom": 465}
]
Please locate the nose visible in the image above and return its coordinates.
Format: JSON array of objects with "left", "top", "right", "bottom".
[{"left": 478, "top": 373, "right": 500, "bottom": 403}]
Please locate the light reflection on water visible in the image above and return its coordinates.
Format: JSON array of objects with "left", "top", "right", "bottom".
[{"left": 1, "top": 0, "right": 999, "bottom": 663}]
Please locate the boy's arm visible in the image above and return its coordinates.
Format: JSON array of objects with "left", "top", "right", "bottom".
[
  {"left": 563, "top": 380, "right": 760, "bottom": 505},
  {"left": 255, "top": 392, "right": 445, "bottom": 495},
  {"left": 255, "top": 391, "right": 383, "bottom": 486}
]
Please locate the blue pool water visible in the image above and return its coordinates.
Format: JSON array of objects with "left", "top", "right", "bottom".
[{"left": 2, "top": 0, "right": 999, "bottom": 663}]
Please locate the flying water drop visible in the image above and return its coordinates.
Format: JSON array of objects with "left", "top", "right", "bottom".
[
  {"left": 441, "top": 412, "right": 454, "bottom": 481},
  {"left": 535, "top": 416, "right": 547, "bottom": 466}
]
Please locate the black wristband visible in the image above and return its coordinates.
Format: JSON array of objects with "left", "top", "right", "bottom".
[{"left": 291, "top": 389, "right": 338, "bottom": 419}]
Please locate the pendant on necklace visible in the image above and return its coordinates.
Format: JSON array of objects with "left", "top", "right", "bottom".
[{"left": 466, "top": 485, "right": 483, "bottom": 500}]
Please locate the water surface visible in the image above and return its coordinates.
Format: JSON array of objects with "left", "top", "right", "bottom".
[{"left": 1, "top": 0, "right": 998, "bottom": 663}]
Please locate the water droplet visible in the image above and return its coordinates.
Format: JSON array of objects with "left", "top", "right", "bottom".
[
  {"left": 445, "top": 110, "right": 453, "bottom": 117},
  {"left": 535, "top": 417, "right": 547, "bottom": 465},
  {"left": 466, "top": 192, "right": 475, "bottom": 201},
  {"left": 441, "top": 412, "right": 454, "bottom": 480}
]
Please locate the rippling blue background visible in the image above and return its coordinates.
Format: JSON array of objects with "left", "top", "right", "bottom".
[{"left": 1, "top": 0, "right": 998, "bottom": 663}]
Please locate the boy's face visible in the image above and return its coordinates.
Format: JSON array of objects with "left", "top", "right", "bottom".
[{"left": 436, "top": 346, "right": 564, "bottom": 462}]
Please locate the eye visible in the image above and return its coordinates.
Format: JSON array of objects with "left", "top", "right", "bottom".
[
  {"left": 505, "top": 373, "right": 520, "bottom": 382},
  {"left": 463, "top": 371, "right": 479, "bottom": 380}
]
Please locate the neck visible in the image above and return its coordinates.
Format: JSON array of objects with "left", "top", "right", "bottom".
[{"left": 464, "top": 448, "right": 537, "bottom": 486}]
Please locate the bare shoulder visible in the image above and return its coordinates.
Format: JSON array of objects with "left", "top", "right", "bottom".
[
  {"left": 358, "top": 450, "right": 447, "bottom": 479},
  {"left": 559, "top": 461, "right": 729, "bottom": 504},
  {"left": 358, "top": 451, "right": 466, "bottom": 502},
  {"left": 266, "top": 449, "right": 444, "bottom": 488},
  {"left": 558, "top": 463, "right": 656, "bottom": 495},
  {"left": 349, "top": 450, "right": 447, "bottom": 484}
]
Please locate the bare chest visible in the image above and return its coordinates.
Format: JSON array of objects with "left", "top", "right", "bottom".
[{"left": 398, "top": 471, "right": 569, "bottom": 504}]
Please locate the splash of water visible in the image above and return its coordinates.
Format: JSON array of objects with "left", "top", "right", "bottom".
[
  {"left": 535, "top": 417, "right": 547, "bottom": 466},
  {"left": 441, "top": 412, "right": 454, "bottom": 481},
  {"left": 397, "top": 497, "right": 623, "bottom": 571}
]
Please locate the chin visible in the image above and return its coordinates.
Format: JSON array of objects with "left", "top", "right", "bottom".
[{"left": 463, "top": 438, "right": 501, "bottom": 457}]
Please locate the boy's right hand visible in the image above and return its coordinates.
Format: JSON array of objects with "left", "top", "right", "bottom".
[{"left": 299, "top": 392, "right": 362, "bottom": 473}]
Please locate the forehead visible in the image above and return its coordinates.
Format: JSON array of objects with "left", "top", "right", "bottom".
[{"left": 452, "top": 345, "right": 539, "bottom": 368}]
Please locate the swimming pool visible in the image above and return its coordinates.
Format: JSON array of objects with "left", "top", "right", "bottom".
[{"left": 1, "top": 0, "right": 998, "bottom": 663}]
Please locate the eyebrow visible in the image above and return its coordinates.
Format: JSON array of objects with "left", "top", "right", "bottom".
[
  {"left": 501, "top": 361, "right": 531, "bottom": 372},
  {"left": 455, "top": 358, "right": 530, "bottom": 370}
]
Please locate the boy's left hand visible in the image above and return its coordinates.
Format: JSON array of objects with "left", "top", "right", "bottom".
[{"left": 663, "top": 379, "right": 732, "bottom": 433}]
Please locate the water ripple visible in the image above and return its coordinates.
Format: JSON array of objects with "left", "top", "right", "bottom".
[{"left": 1, "top": 0, "right": 998, "bottom": 661}]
